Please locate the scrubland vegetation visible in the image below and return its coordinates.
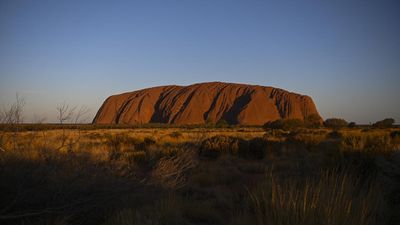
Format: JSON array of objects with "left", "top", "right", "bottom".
[
  {"left": 0, "top": 124, "right": 399, "bottom": 225},
  {"left": 0, "top": 98, "right": 399, "bottom": 225}
]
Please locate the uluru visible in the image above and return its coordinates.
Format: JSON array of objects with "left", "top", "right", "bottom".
[{"left": 93, "top": 82, "right": 321, "bottom": 125}]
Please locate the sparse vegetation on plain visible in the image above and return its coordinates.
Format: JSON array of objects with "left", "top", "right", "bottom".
[
  {"left": 0, "top": 124, "right": 399, "bottom": 225},
  {"left": 0, "top": 99, "right": 399, "bottom": 225}
]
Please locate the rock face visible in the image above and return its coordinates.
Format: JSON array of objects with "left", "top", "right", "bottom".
[{"left": 93, "top": 82, "right": 321, "bottom": 125}]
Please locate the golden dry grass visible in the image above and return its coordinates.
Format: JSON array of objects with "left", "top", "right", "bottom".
[{"left": 0, "top": 126, "right": 399, "bottom": 225}]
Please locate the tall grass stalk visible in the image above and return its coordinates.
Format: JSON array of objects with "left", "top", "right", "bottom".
[{"left": 248, "top": 169, "right": 382, "bottom": 225}]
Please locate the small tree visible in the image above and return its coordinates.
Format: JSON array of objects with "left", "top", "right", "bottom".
[
  {"left": 324, "top": 118, "right": 348, "bottom": 129},
  {"left": 1, "top": 94, "right": 25, "bottom": 151},
  {"left": 348, "top": 122, "right": 356, "bottom": 128},
  {"left": 56, "top": 102, "right": 76, "bottom": 124},
  {"left": 304, "top": 114, "right": 322, "bottom": 128},
  {"left": 55, "top": 102, "right": 90, "bottom": 151},
  {"left": 3, "top": 94, "right": 25, "bottom": 128},
  {"left": 74, "top": 105, "right": 90, "bottom": 124},
  {"left": 373, "top": 118, "right": 395, "bottom": 128}
]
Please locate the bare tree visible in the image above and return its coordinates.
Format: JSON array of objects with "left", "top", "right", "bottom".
[
  {"left": 55, "top": 102, "right": 90, "bottom": 151},
  {"left": 56, "top": 102, "right": 76, "bottom": 124},
  {"left": 1, "top": 94, "right": 25, "bottom": 151},
  {"left": 56, "top": 102, "right": 75, "bottom": 150},
  {"left": 74, "top": 105, "right": 90, "bottom": 124},
  {"left": 3, "top": 94, "right": 25, "bottom": 126},
  {"left": 0, "top": 110, "right": 4, "bottom": 124}
]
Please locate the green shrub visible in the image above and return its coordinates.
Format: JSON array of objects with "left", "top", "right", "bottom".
[
  {"left": 348, "top": 122, "right": 356, "bottom": 128},
  {"left": 263, "top": 119, "right": 304, "bottom": 131},
  {"left": 304, "top": 114, "right": 322, "bottom": 128},
  {"left": 373, "top": 118, "right": 395, "bottom": 128},
  {"left": 324, "top": 118, "right": 348, "bottom": 129}
]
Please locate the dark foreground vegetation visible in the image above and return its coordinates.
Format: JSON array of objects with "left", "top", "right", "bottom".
[{"left": 0, "top": 125, "right": 399, "bottom": 225}]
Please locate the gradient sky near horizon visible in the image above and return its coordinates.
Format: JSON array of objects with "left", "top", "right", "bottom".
[{"left": 1, "top": 0, "right": 399, "bottom": 124}]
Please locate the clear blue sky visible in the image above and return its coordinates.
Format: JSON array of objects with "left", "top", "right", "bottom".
[{"left": 1, "top": 0, "right": 399, "bottom": 124}]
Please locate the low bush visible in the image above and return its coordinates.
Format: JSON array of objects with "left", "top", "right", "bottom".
[
  {"left": 199, "top": 135, "right": 240, "bottom": 159},
  {"left": 390, "top": 130, "right": 400, "bottom": 139},
  {"left": 327, "top": 130, "right": 343, "bottom": 139},
  {"left": 348, "top": 122, "right": 357, "bottom": 128},
  {"left": 304, "top": 114, "right": 323, "bottom": 128},
  {"left": 324, "top": 118, "right": 348, "bottom": 129},
  {"left": 199, "top": 136, "right": 267, "bottom": 159},
  {"left": 373, "top": 118, "right": 395, "bottom": 128},
  {"left": 263, "top": 119, "right": 304, "bottom": 131}
]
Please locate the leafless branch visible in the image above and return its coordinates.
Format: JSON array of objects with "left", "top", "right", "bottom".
[
  {"left": 3, "top": 94, "right": 25, "bottom": 125},
  {"left": 0, "top": 109, "right": 4, "bottom": 124},
  {"left": 32, "top": 114, "right": 47, "bottom": 124},
  {"left": 0, "top": 94, "right": 25, "bottom": 151},
  {"left": 150, "top": 148, "right": 198, "bottom": 189},
  {"left": 74, "top": 105, "right": 90, "bottom": 124},
  {"left": 56, "top": 102, "right": 76, "bottom": 124}
]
